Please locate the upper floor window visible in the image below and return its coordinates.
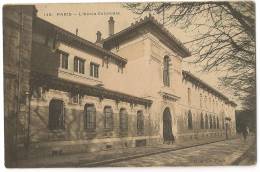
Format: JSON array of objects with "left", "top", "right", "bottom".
[
  {"left": 119, "top": 108, "right": 128, "bottom": 134},
  {"left": 137, "top": 110, "right": 144, "bottom": 135},
  {"left": 163, "top": 56, "right": 170, "bottom": 87},
  {"left": 49, "top": 99, "right": 65, "bottom": 130},
  {"left": 188, "top": 110, "right": 193, "bottom": 129},
  {"left": 84, "top": 104, "right": 96, "bottom": 131},
  {"left": 74, "top": 57, "right": 85, "bottom": 74},
  {"left": 90, "top": 62, "right": 99, "bottom": 78},
  {"left": 104, "top": 106, "right": 113, "bottom": 131},
  {"left": 59, "top": 51, "right": 69, "bottom": 69},
  {"left": 188, "top": 88, "right": 191, "bottom": 105}
]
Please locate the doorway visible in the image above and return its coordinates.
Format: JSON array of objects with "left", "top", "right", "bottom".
[{"left": 163, "top": 107, "right": 174, "bottom": 143}]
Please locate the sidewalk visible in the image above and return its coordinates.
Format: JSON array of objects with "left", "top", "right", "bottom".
[{"left": 16, "top": 136, "right": 253, "bottom": 167}]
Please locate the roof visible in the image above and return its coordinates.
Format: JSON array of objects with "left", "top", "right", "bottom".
[
  {"left": 102, "top": 14, "right": 191, "bottom": 58},
  {"left": 182, "top": 70, "right": 237, "bottom": 107},
  {"left": 34, "top": 17, "right": 127, "bottom": 65},
  {"left": 31, "top": 72, "right": 152, "bottom": 106}
]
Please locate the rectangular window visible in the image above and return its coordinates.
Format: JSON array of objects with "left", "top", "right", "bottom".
[
  {"left": 59, "top": 51, "right": 69, "bottom": 69},
  {"left": 49, "top": 99, "right": 65, "bottom": 130},
  {"left": 90, "top": 62, "right": 99, "bottom": 78},
  {"left": 104, "top": 106, "right": 113, "bottom": 130},
  {"left": 74, "top": 57, "right": 85, "bottom": 74},
  {"left": 84, "top": 104, "right": 96, "bottom": 131}
]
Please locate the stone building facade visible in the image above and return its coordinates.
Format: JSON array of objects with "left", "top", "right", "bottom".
[{"left": 3, "top": 6, "right": 237, "bottom": 161}]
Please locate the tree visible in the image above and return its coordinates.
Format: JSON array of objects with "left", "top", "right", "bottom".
[{"left": 123, "top": 1, "right": 256, "bottom": 110}]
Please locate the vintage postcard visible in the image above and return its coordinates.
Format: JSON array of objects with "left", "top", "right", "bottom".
[{"left": 3, "top": 1, "right": 256, "bottom": 167}]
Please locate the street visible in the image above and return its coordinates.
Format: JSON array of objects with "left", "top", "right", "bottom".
[{"left": 102, "top": 136, "right": 256, "bottom": 167}]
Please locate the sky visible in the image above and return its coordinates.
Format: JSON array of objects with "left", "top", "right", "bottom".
[{"left": 35, "top": 3, "right": 237, "bottom": 105}]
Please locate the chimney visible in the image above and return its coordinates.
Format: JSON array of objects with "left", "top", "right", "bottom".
[
  {"left": 76, "top": 28, "right": 78, "bottom": 36},
  {"left": 96, "top": 31, "right": 102, "bottom": 42},
  {"left": 108, "top": 16, "right": 115, "bottom": 36}
]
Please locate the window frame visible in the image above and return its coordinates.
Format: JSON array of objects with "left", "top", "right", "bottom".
[
  {"left": 74, "top": 56, "right": 85, "bottom": 74},
  {"left": 104, "top": 106, "right": 113, "bottom": 131},
  {"left": 205, "top": 114, "right": 209, "bottom": 129},
  {"left": 84, "top": 104, "right": 96, "bottom": 132},
  {"left": 200, "top": 113, "right": 204, "bottom": 129},
  {"left": 48, "top": 99, "right": 65, "bottom": 131},
  {"left": 59, "top": 50, "right": 69, "bottom": 70},
  {"left": 188, "top": 110, "right": 193, "bottom": 129},
  {"left": 119, "top": 108, "right": 128, "bottom": 135},
  {"left": 163, "top": 56, "right": 170, "bottom": 87},
  {"left": 137, "top": 110, "right": 144, "bottom": 136},
  {"left": 90, "top": 62, "right": 99, "bottom": 78}
]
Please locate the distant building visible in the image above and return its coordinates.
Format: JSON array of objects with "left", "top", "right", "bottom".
[{"left": 3, "top": 5, "right": 237, "bottom": 162}]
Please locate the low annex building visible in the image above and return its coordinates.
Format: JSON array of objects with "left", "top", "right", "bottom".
[{"left": 4, "top": 6, "right": 237, "bottom": 159}]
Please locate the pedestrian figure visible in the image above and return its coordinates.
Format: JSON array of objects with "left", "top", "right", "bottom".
[{"left": 242, "top": 126, "right": 249, "bottom": 142}]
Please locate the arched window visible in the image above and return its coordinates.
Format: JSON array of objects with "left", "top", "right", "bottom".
[
  {"left": 137, "top": 110, "right": 144, "bottom": 135},
  {"left": 49, "top": 99, "right": 65, "bottom": 130},
  {"left": 84, "top": 104, "right": 96, "bottom": 131},
  {"left": 205, "top": 114, "right": 209, "bottom": 129},
  {"left": 163, "top": 56, "right": 170, "bottom": 87},
  {"left": 200, "top": 113, "right": 204, "bottom": 129},
  {"left": 222, "top": 117, "right": 225, "bottom": 129},
  {"left": 188, "top": 110, "right": 193, "bottom": 129},
  {"left": 119, "top": 108, "right": 128, "bottom": 134},
  {"left": 209, "top": 115, "right": 213, "bottom": 129},
  {"left": 213, "top": 116, "right": 216, "bottom": 129},
  {"left": 200, "top": 94, "right": 202, "bottom": 108},
  {"left": 217, "top": 117, "right": 220, "bottom": 129},
  {"left": 104, "top": 106, "right": 113, "bottom": 130}
]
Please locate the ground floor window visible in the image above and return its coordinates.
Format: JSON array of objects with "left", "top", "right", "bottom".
[
  {"left": 213, "top": 116, "right": 216, "bottom": 129},
  {"left": 217, "top": 117, "right": 220, "bottom": 129},
  {"left": 49, "top": 99, "right": 65, "bottom": 130},
  {"left": 209, "top": 115, "right": 213, "bottom": 129},
  {"left": 200, "top": 113, "right": 204, "bottom": 129},
  {"left": 104, "top": 106, "right": 113, "bottom": 131},
  {"left": 205, "top": 114, "right": 209, "bottom": 129},
  {"left": 137, "top": 110, "right": 144, "bottom": 135},
  {"left": 84, "top": 104, "right": 96, "bottom": 131},
  {"left": 188, "top": 110, "right": 193, "bottom": 129}
]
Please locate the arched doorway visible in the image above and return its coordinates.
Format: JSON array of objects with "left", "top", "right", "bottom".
[{"left": 163, "top": 107, "right": 174, "bottom": 143}]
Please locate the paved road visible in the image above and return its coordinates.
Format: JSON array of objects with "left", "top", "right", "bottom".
[
  {"left": 236, "top": 140, "right": 256, "bottom": 165},
  {"left": 104, "top": 137, "right": 255, "bottom": 167}
]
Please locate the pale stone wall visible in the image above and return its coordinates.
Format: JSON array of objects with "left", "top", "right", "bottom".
[
  {"left": 27, "top": 15, "right": 237, "bottom": 158},
  {"left": 28, "top": 88, "right": 159, "bottom": 157}
]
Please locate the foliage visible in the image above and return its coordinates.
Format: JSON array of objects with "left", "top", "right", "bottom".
[{"left": 124, "top": 1, "right": 256, "bottom": 110}]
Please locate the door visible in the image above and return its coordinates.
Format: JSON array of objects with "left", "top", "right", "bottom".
[{"left": 163, "top": 108, "right": 174, "bottom": 142}]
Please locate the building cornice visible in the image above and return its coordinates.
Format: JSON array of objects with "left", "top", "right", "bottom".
[
  {"left": 34, "top": 17, "right": 127, "bottom": 65},
  {"left": 182, "top": 70, "right": 237, "bottom": 107},
  {"left": 31, "top": 72, "right": 152, "bottom": 106},
  {"left": 102, "top": 14, "right": 191, "bottom": 58}
]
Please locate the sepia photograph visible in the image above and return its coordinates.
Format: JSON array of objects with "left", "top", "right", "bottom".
[{"left": 2, "top": 0, "right": 256, "bottom": 168}]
